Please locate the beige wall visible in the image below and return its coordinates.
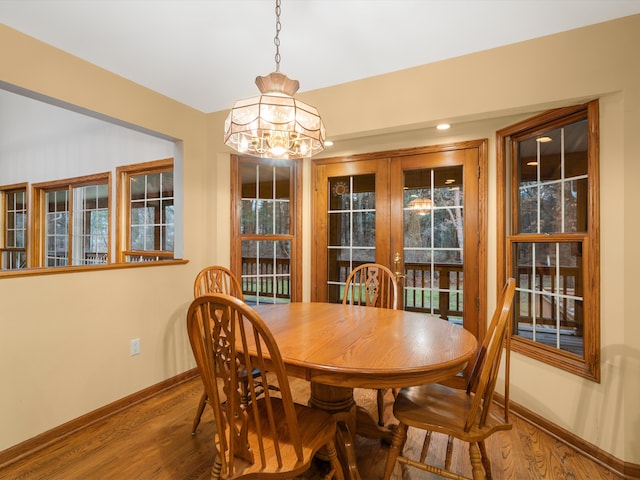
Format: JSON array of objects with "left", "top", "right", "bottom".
[
  {"left": 1, "top": 14, "right": 639, "bottom": 464},
  {"left": 0, "top": 24, "right": 210, "bottom": 451}
]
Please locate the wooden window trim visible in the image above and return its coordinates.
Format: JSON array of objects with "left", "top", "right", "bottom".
[
  {"left": 496, "top": 100, "right": 600, "bottom": 382},
  {"left": 230, "top": 155, "right": 303, "bottom": 302}
]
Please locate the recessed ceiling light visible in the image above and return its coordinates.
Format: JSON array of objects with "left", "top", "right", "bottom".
[
  {"left": 436, "top": 123, "right": 451, "bottom": 130},
  {"left": 324, "top": 140, "right": 334, "bottom": 147},
  {"left": 536, "top": 136, "right": 552, "bottom": 143}
]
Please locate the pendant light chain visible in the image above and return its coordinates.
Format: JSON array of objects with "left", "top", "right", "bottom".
[{"left": 274, "top": 0, "right": 281, "bottom": 72}]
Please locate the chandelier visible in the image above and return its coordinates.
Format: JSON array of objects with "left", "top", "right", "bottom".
[
  {"left": 224, "top": 0, "right": 325, "bottom": 159},
  {"left": 408, "top": 197, "right": 433, "bottom": 215}
]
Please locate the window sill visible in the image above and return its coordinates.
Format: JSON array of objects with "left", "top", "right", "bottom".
[{"left": 0, "top": 258, "right": 189, "bottom": 279}]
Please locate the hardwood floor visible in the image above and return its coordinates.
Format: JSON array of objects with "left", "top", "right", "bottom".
[{"left": 0, "top": 375, "right": 620, "bottom": 480}]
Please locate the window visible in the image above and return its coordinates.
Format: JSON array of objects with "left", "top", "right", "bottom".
[
  {"left": 497, "top": 100, "right": 600, "bottom": 381},
  {"left": 116, "top": 158, "right": 174, "bottom": 263},
  {"left": 0, "top": 159, "right": 176, "bottom": 275},
  {"left": 0, "top": 87, "right": 180, "bottom": 276},
  {"left": 1, "top": 185, "right": 28, "bottom": 269},
  {"left": 231, "top": 156, "right": 302, "bottom": 304},
  {"left": 32, "top": 174, "right": 110, "bottom": 267}
]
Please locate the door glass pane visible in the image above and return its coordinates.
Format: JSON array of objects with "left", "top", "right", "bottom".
[
  {"left": 513, "top": 241, "right": 584, "bottom": 356},
  {"left": 352, "top": 174, "right": 376, "bottom": 210},
  {"left": 433, "top": 208, "right": 463, "bottom": 248},
  {"left": 403, "top": 166, "right": 464, "bottom": 324},
  {"left": 329, "top": 176, "right": 350, "bottom": 210},
  {"left": 327, "top": 174, "right": 376, "bottom": 303}
]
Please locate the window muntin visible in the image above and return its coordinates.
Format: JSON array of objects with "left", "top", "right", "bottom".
[
  {"left": 1, "top": 187, "right": 27, "bottom": 270},
  {"left": 233, "top": 157, "right": 300, "bottom": 304},
  {"left": 498, "top": 101, "right": 599, "bottom": 381}
]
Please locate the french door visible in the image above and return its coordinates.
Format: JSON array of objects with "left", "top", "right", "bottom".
[{"left": 311, "top": 141, "right": 487, "bottom": 343}]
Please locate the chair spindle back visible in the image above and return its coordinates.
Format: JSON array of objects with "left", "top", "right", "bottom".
[
  {"left": 464, "top": 277, "right": 516, "bottom": 432},
  {"left": 342, "top": 263, "right": 398, "bottom": 309},
  {"left": 186, "top": 294, "right": 302, "bottom": 476}
]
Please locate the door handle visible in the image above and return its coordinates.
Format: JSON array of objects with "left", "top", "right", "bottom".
[{"left": 393, "top": 252, "right": 406, "bottom": 280}]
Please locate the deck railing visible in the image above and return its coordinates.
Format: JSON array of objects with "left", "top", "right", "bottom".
[
  {"left": 514, "top": 265, "right": 583, "bottom": 334},
  {"left": 334, "top": 260, "right": 464, "bottom": 320}
]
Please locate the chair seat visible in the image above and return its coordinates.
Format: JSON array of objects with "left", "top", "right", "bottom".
[
  {"left": 393, "top": 383, "right": 512, "bottom": 444},
  {"left": 216, "top": 397, "right": 337, "bottom": 478}
]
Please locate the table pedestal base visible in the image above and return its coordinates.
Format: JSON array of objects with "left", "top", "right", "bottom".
[{"left": 310, "top": 382, "right": 395, "bottom": 480}]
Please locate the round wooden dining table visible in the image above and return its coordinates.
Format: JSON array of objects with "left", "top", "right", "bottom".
[{"left": 253, "top": 302, "right": 478, "bottom": 480}]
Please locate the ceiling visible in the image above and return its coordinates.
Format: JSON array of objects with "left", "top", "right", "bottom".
[{"left": 1, "top": 0, "right": 640, "bottom": 114}]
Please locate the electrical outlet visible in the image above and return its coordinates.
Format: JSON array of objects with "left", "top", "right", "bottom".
[{"left": 130, "top": 338, "right": 141, "bottom": 356}]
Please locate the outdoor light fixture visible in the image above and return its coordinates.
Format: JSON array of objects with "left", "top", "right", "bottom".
[{"left": 223, "top": 0, "right": 325, "bottom": 159}]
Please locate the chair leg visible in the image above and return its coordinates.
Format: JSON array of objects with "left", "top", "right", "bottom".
[
  {"left": 382, "top": 422, "right": 408, "bottom": 480},
  {"left": 478, "top": 440, "right": 492, "bottom": 479},
  {"left": 240, "top": 376, "right": 250, "bottom": 407},
  {"left": 469, "top": 442, "right": 485, "bottom": 480},
  {"left": 444, "top": 435, "right": 454, "bottom": 470},
  {"left": 211, "top": 455, "right": 222, "bottom": 479},
  {"left": 376, "top": 388, "right": 386, "bottom": 426},
  {"left": 191, "top": 391, "right": 208, "bottom": 435},
  {"left": 323, "top": 439, "right": 345, "bottom": 480},
  {"left": 419, "top": 430, "right": 432, "bottom": 462}
]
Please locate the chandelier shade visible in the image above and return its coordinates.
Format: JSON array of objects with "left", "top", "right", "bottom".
[{"left": 224, "top": 73, "right": 325, "bottom": 159}]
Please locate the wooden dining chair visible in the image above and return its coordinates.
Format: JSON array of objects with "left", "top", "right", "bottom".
[
  {"left": 382, "top": 278, "right": 516, "bottom": 480},
  {"left": 194, "top": 265, "right": 245, "bottom": 300},
  {"left": 342, "top": 263, "right": 399, "bottom": 426},
  {"left": 191, "top": 265, "right": 279, "bottom": 435},
  {"left": 191, "top": 266, "right": 244, "bottom": 435},
  {"left": 186, "top": 293, "right": 345, "bottom": 480},
  {"left": 342, "top": 263, "right": 398, "bottom": 309}
]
